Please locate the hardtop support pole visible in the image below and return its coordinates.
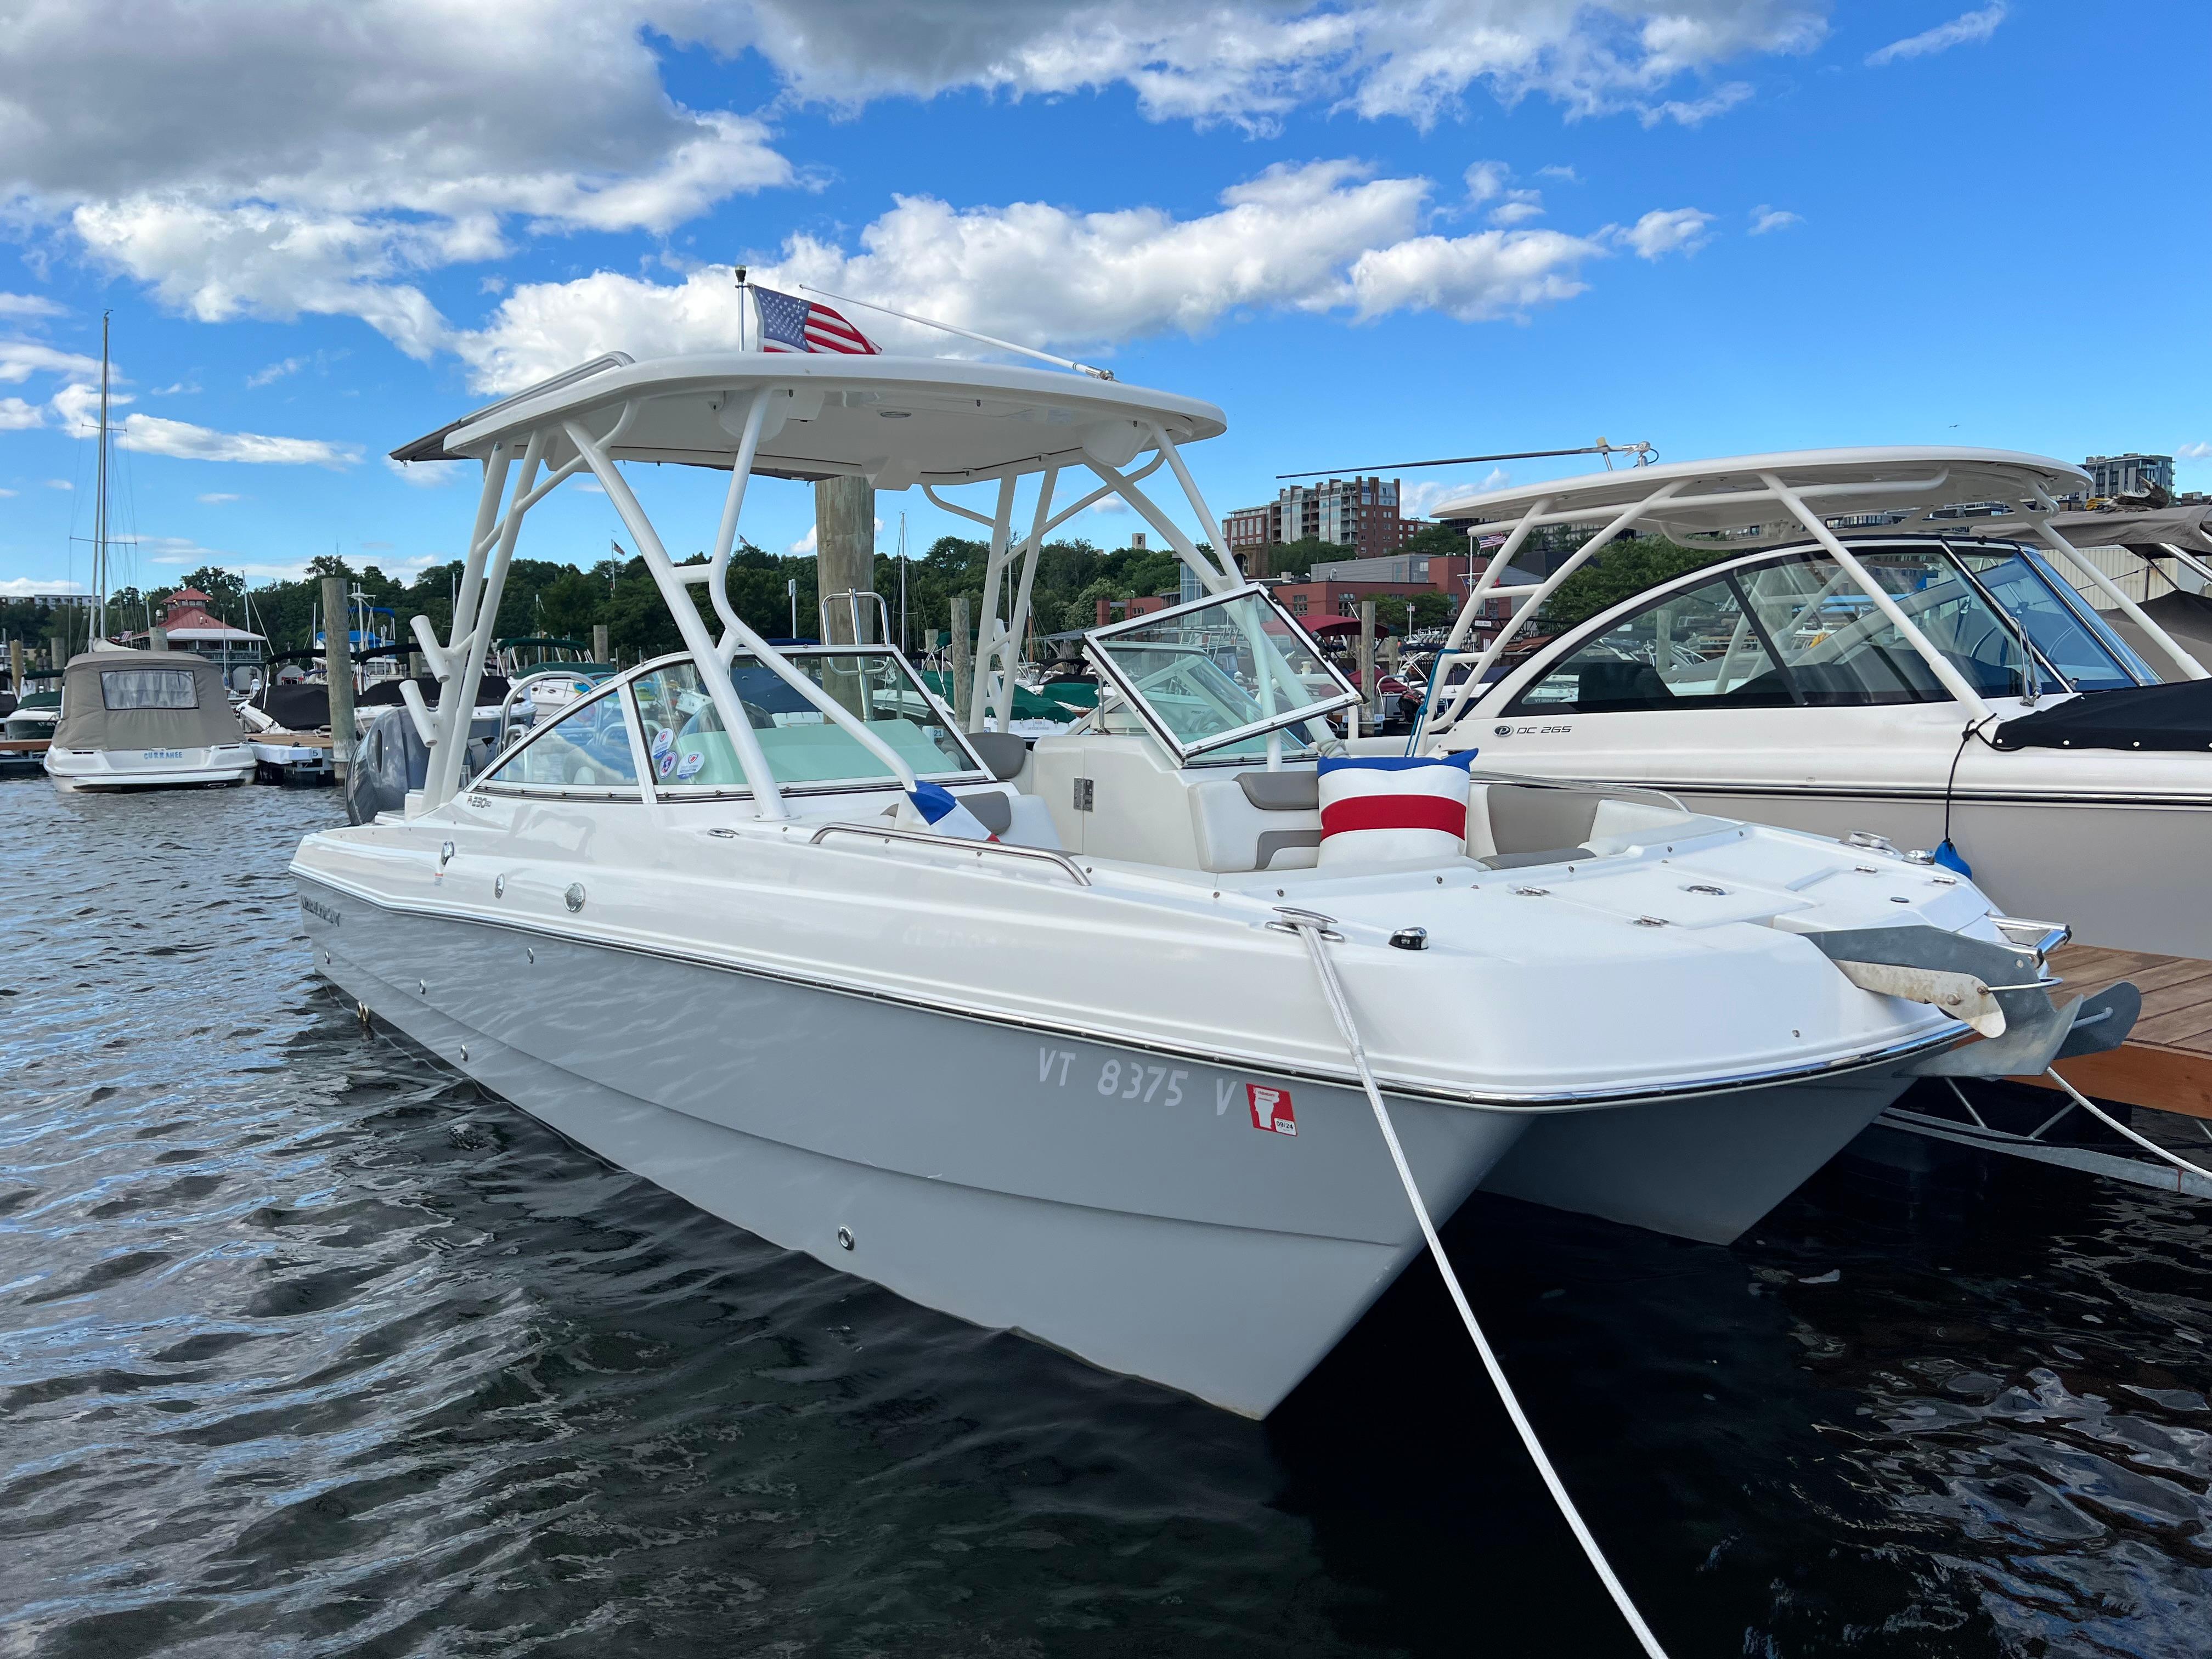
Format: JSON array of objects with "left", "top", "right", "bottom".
[
  {"left": 991, "top": 467, "right": 1059, "bottom": 731},
  {"left": 2024, "top": 498, "right": 2208, "bottom": 681},
  {"left": 566, "top": 417, "right": 789, "bottom": 819},
  {"left": 426, "top": 432, "right": 544, "bottom": 806},
  {"left": 1763, "top": 473, "right": 1997, "bottom": 721},
  {"left": 967, "top": 477, "right": 1018, "bottom": 730},
  {"left": 1430, "top": 487, "right": 1678, "bottom": 738}
]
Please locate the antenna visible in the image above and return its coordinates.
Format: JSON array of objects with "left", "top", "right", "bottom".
[
  {"left": 791, "top": 282, "right": 1115, "bottom": 381},
  {"left": 1274, "top": 439, "right": 1656, "bottom": 480}
]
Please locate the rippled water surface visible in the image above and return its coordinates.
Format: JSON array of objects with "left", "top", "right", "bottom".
[{"left": 3, "top": 778, "right": 2208, "bottom": 1657}]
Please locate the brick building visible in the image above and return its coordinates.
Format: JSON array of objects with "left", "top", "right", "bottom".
[{"left": 1223, "top": 476, "right": 1413, "bottom": 577}]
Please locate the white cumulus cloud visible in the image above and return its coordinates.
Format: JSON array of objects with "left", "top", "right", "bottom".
[
  {"left": 0, "top": 292, "right": 65, "bottom": 319},
  {"left": 1866, "top": 3, "right": 2006, "bottom": 66},
  {"left": 1748, "top": 205, "right": 1802, "bottom": 234},
  {"left": 2176, "top": 442, "right": 2212, "bottom": 461},
  {"left": 0, "top": 396, "right": 44, "bottom": 430},
  {"left": 458, "top": 161, "right": 1633, "bottom": 391},
  {"left": 115, "top": 415, "right": 360, "bottom": 467},
  {"left": 1618, "top": 206, "right": 1715, "bottom": 259}
]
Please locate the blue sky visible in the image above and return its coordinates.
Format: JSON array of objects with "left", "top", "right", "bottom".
[{"left": 3, "top": 0, "right": 2206, "bottom": 601}]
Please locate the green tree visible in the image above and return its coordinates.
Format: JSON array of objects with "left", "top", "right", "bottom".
[
  {"left": 179, "top": 566, "right": 247, "bottom": 612},
  {"left": 1540, "top": 537, "right": 1730, "bottom": 630}
]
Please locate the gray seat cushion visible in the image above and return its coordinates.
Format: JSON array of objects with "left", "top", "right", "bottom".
[
  {"left": 966, "top": 730, "right": 1029, "bottom": 782},
  {"left": 1238, "top": 769, "right": 1319, "bottom": 810}
]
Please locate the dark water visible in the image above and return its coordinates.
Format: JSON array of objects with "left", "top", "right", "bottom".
[{"left": 3, "top": 781, "right": 2207, "bottom": 1658}]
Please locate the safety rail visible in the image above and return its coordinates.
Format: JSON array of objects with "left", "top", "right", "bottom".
[{"left": 807, "top": 821, "right": 1093, "bottom": 887}]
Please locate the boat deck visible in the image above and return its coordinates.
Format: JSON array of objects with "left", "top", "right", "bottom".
[{"left": 2018, "top": 945, "right": 2212, "bottom": 1121}]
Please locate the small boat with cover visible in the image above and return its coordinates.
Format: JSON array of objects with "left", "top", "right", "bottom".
[{"left": 45, "top": 648, "right": 253, "bottom": 792}]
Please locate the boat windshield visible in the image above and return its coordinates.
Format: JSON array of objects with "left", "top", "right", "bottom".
[
  {"left": 1086, "top": 586, "right": 1356, "bottom": 763},
  {"left": 1511, "top": 548, "right": 2095, "bottom": 712},
  {"left": 1944, "top": 548, "right": 2155, "bottom": 690},
  {"left": 627, "top": 650, "right": 983, "bottom": 793}
]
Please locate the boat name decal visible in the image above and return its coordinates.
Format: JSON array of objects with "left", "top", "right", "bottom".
[
  {"left": 300, "top": 896, "right": 342, "bottom": 927},
  {"left": 1493, "top": 723, "right": 1572, "bottom": 738}
]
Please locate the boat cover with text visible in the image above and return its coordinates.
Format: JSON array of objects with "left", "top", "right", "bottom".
[{"left": 55, "top": 652, "right": 245, "bottom": 751}]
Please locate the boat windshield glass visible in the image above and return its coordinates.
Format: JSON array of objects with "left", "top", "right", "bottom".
[
  {"left": 483, "top": 684, "right": 640, "bottom": 792},
  {"left": 1945, "top": 547, "right": 2154, "bottom": 690},
  {"left": 1510, "top": 549, "right": 2064, "bottom": 712},
  {"left": 628, "top": 651, "right": 982, "bottom": 793},
  {"left": 1085, "top": 587, "right": 1356, "bottom": 762}
]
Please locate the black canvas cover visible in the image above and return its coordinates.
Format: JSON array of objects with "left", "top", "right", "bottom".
[
  {"left": 1991, "top": 679, "right": 2212, "bottom": 752},
  {"left": 356, "top": 673, "right": 511, "bottom": 708},
  {"left": 257, "top": 682, "right": 331, "bottom": 732}
]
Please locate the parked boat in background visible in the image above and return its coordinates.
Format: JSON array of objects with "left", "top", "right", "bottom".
[
  {"left": 1414, "top": 450, "right": 2212, "bottom": 957},
  {"left": 45, "top": 650, "right": 253, "bottom": 792}
]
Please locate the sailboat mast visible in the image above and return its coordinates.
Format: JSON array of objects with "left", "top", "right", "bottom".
[{"left": 94, "top": 311, "right": 110, "bottom": 642}]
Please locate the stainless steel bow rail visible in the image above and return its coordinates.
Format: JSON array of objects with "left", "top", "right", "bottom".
[
  {"left": 1277, "top": 905, "right": 1672, "bottom": 1659},
  {"left": 807, "top": 821, "right": 1093, "bottom": 887}
]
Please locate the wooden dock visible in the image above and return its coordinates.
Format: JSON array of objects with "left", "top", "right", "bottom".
[
  {"left": 0, "top": 737, "right": 50, "bottom": 755},
  {"left": 2016, "top": 944, "right": 2212, "bottom": 1121}
]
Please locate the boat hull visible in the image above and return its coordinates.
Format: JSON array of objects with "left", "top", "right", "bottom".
[
  {"left": 1477, "top": 1065, "right": 1912, "bottom": 1244},
  {"left": 46, "top": 745, "right": 255, "bottom": 792},
  {"left": 298, "top": 878, "right": 1531, "bottom": 1418}
]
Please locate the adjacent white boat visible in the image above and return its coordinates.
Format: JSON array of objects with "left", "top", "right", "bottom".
[
  {"left": 45, "top": 650, "right": 255, "bottom": 792},
  {"left": 292, "top": 362, "right": 2121, "bottom": 1416},
  {"left": 1416, "top": 450, "right": 2212, "bottom": 957}
]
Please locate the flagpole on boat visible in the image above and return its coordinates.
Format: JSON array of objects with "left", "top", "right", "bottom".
[
  {"left": 791, "top": 283, "right": 1115, "bottom": 381},
  {"left": 735, "top": 264, "right": 751, "bottom": 353}
]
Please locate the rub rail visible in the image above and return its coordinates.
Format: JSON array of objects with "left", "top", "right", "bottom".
[{"left": 808, "top": 821, "right": 1093, "bottom": 887}]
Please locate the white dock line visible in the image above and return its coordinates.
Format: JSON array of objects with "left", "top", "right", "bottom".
[
  {"left": 2041, "top": 1068, "right": 2212, "bottom": 1191},
  {"left": 1279, "top": 908, "right": 1670, "bottom": 1659}
]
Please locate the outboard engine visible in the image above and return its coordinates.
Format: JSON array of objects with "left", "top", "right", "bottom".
[{"left": 346, "top": 705, "right": 431, "bottom": 825}]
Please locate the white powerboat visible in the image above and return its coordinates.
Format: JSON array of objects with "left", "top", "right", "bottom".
[
  {"left": 292, "top": 360, "right": 2123, "bottom": 1417},
  {"left": 45, "top": 650, "right": 254, "bottom": 792},
  {"left": 1415, "top": 450, "right": 2212, "bottom": 957}
]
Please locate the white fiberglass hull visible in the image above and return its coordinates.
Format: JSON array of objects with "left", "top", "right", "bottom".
[
  {"left": 298, "top": 881, "right": 1527, "bottom": 1418},
  {"left": 46, "top": 743, "right": 255, "bottom": 792}
]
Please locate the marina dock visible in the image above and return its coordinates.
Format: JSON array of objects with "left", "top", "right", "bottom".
[{"left": 2019, "top": 944, "right": 2212, "bottom": 1121}]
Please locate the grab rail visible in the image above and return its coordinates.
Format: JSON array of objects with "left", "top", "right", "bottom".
[{"left": 808, "top": 821, "right": 1093, "bottom": 887}]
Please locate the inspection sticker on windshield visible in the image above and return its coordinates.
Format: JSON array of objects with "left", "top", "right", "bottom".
[
  {"left": 1247, "top": 1084, "right": 1296, "bottom": 1136},
  {"left": 675, "top": 750, "right": 704, "bottom": 780}
]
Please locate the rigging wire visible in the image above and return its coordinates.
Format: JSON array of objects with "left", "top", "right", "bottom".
[
  {"left": 1279, "top": 909, "right": 1672, "bottom": 1659},
  {"left": 1275, "top": 440, "right": 1657, "bottom": 481}
]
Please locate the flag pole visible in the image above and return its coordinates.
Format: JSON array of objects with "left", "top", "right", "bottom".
[
  {"left": 735, "top": 264, "right": 750, "bottom": 353},
  {"left": 792, "top": 282, "right": 1114, "bottom": 381}
]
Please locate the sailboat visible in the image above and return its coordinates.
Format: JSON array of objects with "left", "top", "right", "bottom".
[{"left": 44, "top": 315, "right": 253, "bottom": 792}]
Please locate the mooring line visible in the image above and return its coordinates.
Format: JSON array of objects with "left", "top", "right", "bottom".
[
  {"left": 1280, "top": 910, "right": 1670, "bottom": 1659},
  {"left": 2042, "top": 1069, "right": 2212, "bottom": 1192}
]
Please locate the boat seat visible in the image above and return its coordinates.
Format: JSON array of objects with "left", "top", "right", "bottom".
[{"left": 961, "top": 787, "right": 1063, "bottom": 849}]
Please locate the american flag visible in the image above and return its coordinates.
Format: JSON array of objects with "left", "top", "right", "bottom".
[{"left": 753, "top": 285, "right": 881, "bottom": 356}]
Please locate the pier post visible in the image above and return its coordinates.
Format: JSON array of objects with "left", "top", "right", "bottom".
[
  {"left": 8, "top": 638, "right": 21, "bottom": 695},
  {"left": 814, "top": 476, "right": 876, "bottom": 645},
  {"left": 1358, "top": 599, "right": 1377, "bottom": 726},
  {"left": 591, "top": 624, "right": 610, "bottom": 665},
  {"left": 321, "top": 575, "right": 356, "bottom": 779},
  {"left": 950, "top": 595, "right": 973, "bottom": 729}
]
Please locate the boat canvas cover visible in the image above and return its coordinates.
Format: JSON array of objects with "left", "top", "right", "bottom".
[
  {"left": 1991, "top": 678, "right": 2212, "bottom": 752},
  {"left": 57, "top": 653, "right": 244, "bottom": 751},
  {"left": 257, "top": 682, "right": 331, "bottom": 732}
]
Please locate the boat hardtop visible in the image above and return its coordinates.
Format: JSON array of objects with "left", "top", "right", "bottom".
[
  {"left": 1415, "top": 447, "right": 2212, "bottom": 954},
  {"left": 296, "top": 352, "right": 2130, "bottom": 1424}
]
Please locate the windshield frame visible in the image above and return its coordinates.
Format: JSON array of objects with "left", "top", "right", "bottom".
[{"left": 1083, "top": 583, "right": 1358, "bottom": 764}]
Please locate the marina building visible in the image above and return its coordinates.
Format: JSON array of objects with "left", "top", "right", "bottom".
[{"left": 2085, "top": 453, "right": 2175, "bottom": 499}]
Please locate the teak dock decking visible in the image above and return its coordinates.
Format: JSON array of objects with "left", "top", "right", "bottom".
[{"left": 2018, "top": 944, "right": 2212, "bottom": 1122}]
